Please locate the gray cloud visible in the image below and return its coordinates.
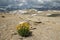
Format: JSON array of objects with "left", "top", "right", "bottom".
[{"left": 0, "top": 0, "right": 60, "bottom": 10}]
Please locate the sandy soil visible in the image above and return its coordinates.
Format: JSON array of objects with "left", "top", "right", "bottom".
[{"left": 0, "top": 11, "right": 60, "bottom": 40}]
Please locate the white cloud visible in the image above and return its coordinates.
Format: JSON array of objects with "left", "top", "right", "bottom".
[
  {"left": 22, "top": 0, "right": 26, "bottom": 2},
  {"left": 18, "top": 3, "right": 24, "bottom": 6},
  {"left": 0, "top": 8, "right": 6, "bottom": 10},
  {"left": 37, "top": 0, "right": 44, "bottom": 3}
]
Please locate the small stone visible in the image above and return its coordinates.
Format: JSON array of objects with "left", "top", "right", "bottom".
[
  {"left": 30, "top": 27, "right": 36, "bottom": 30},
  {"left": 19, "top": 37, "right": 23, "bottom": 40},
  {"left": 46, "top": 14, "right": 52, "bottom": 16},
  {"left": 13, "top": 33, "right": 17, "bottom": 35},
  {"left": 31, "top": 14, "right": 37, "bottom": 16},
  {"left": 1, "top": 16, "right": 5, "bottom": 18},
  {"left": 35, "top": 21, "right": 42, "bottom": 24},
  {"left": 10, "top": 30, "right": 17, "bottom": 35}
]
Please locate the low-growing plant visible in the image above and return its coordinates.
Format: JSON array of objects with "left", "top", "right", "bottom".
[{"left": 16, "top": 22, "right": 32, "bottom": 37}]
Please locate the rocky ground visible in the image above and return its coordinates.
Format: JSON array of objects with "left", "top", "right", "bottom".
[{"left": 0, "top": 10, "right": 60, "bottom": 40}]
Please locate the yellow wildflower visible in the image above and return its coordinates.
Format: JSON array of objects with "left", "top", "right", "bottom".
[{"left": 16, "top": 21, "right": 30, "bottom": 30}]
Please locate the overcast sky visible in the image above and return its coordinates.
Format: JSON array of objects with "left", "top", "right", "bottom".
[
  {"left": 0, "top": 0, "right": 60, "bottom": 10},
  {"left": 0, "top": 0, "right": 60, "bottom": 6}
]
